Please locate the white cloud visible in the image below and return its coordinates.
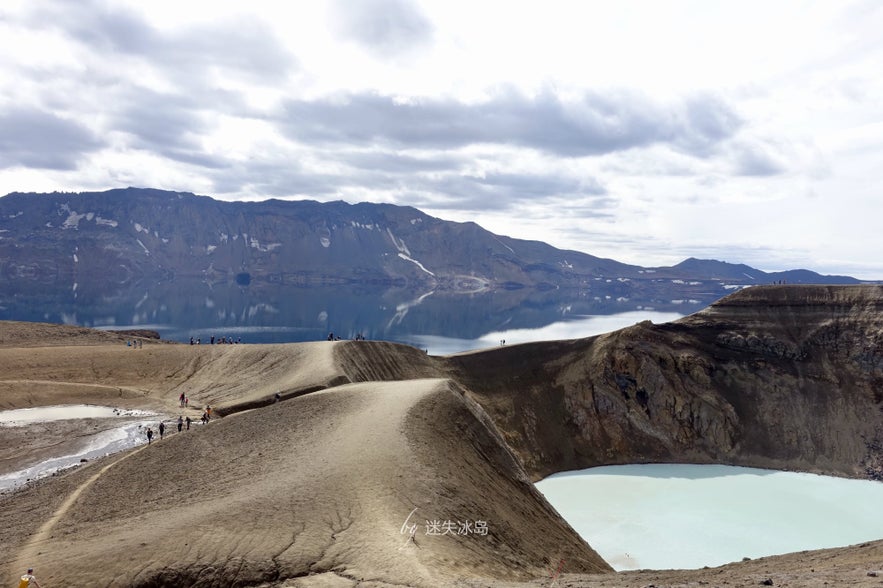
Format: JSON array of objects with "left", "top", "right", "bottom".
[{"left": 1, "top": 0, "right": 883, "bottom": 278}]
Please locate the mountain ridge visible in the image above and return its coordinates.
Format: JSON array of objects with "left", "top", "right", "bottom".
[{"left": 0, "top": 188, "right": 863, "bottom": 298}]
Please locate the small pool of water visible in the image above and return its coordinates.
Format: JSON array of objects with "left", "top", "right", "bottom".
[
  {"left": 0, "top": 404, "right": 162, "bottom": 493},
  {"left": 0, "top": 404, "right": 153, "bottom": 425},
  {"left": 535, "top": 463, "right": 883, "bottom": 571},
  {"left": 0, "top": 420, "right": 155, "bottom": 492}
]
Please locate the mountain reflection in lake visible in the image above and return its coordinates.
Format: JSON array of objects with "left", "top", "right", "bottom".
[{"left": 0, "top": 279, "right": 716, "bottom": 354}]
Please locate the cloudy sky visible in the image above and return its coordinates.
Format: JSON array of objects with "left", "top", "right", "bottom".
[{"left": 1, "top": 1, "right": 882, "bottom": 278}]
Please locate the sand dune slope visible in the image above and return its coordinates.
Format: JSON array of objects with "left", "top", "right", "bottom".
[
  {"left": 2, "top": 377, "right": 609, "bottom": 586},
  {"left": 0, "top": 339, "right": 344, "bottom": 413}
]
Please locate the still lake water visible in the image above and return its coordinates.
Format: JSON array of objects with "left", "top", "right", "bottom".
[
  {"left": 392, "top": 310, "right": 683, "bottom": 354},
  {"left": 536, "top": 464, "right": 883, "bottom": 571},
  {"left": 102, "top": 309, "right": 684, "bottom": 354},
  {"left": 0, "top": 279, "right": 714, "bottom": 352}
]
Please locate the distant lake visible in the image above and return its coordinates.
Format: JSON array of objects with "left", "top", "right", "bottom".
[
  {"left": 536, "top": 464, "right": 883, "bottom": 571},
  {"left": 0, "top": 278, "right": 714, "bottom": 354},
  {"left": 407, "top": 310, "right": 684, "bottom": 354}
]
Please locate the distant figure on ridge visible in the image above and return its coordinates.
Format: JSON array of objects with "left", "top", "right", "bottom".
[
  {"left": 177, "top": 415, "right": 183, "bottom": 432},
  {"left": 179, "top": 392, "right": 185, "bottom": 407},
  {"left": 158, "top": 421, "right": 165, "bottom": 440},
  {"left": 146, "top": 427, "right": 153, "bottom": 444},
  {"left": 185, "top": 416, "right": 192, "bottom": 430}
]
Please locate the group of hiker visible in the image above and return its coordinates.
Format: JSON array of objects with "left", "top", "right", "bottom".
[
  {"left": 145, "top": 402, "right": 211, "bottom": 444},
  {"left": 189, "top": 335, "right": 242, "bottom": 345}
]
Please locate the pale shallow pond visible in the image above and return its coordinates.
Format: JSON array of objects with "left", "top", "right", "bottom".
[
  {"left": 0, "top": 404, "right": 160, "bottom": 492},
  {"left": 535, "top": 464, "right": 883, "bottom": 571}
]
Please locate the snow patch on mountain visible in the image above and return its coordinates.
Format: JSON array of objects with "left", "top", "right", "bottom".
[{"left": 398, "top": 253, "right": 435, "bottom": 276}]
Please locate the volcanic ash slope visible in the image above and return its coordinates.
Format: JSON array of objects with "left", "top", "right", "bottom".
[{"left": 2, "top": 362, "right": 609, "bottom": 585}]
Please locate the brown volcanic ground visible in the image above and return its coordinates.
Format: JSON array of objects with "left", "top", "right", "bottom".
[{"left": 1, "top": 285, "right": 883, "bottom": 587}]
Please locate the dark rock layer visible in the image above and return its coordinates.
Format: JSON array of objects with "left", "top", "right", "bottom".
[{"left": 446, "top": 285, "right": 883, "bottom": 481}]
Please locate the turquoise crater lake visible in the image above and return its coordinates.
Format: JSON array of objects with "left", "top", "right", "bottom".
[{"left": 535, "top": 464, "right": 883, "bottom": 571}]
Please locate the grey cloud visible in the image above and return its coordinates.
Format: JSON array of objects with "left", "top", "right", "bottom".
[
  {"left": 406, "top": 172, "right": 607, "bottom": 211},
  {"left": 338, "top": 151, "right": 464, "bottom": 173},
  {"left": 729, "top": 139, "right": 788, "bottom": 177},
  {"left": 469, "top": 172, "right": 600, "bottom": 199},
  {"left": 162, "top": 150, "right": 230, "bottom": 170},
  {"left": 110, "top": 90, "right": 233, "bottom": 168},
  {"left": 0, "top": 107, "right": 104, "bottom": 170},
  {"left": 28, "top": 0, "right": 296, "bottom": 82},
  {"left": 170, "top": 20, "right": 298, "bottom": 81},
  {"left": 117, "top": 91, "right": 210, "bottom": 151},
  {"left": 209, "top": 160, "right": 343, "bottom": 198},
  {"left": 278, "top": 90, "right": 742, "bottom": 158},
  {"left": 733, "top": 148, "right": 786, "bottom": 177},
  {"left": 205, "top": 145, "right": 605, "bottom": 215},
  {"left": 106, "top": 89, "right": 237, "bottom": 170},
  {"left": 331, "top": 0, "right": 434, "bottom": 57},
  {"left": 679, "top": 94, "right": 743, "bottom": 155}
]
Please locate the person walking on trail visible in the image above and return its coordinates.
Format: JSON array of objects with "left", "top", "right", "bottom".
[
  {"left": 179, "top": 392, "right": 185, "bottom": 407},
  {"left": 146, "top": 427, "right": 153, "bottom": 444},
  {"left": 158, "top": 421, "right": 165, "bottom": 440},
  {"left": 205, "top": 405, "right": 212, "bottom": 421},
  {"left": 185, "top": 416, "right": 192, "bottom": 430},
  {"left": 177, "top": 415, "right": 183, "bottom": 432},
  {"left": 18, "top": 567, "right": 41, "bottom": 588}
]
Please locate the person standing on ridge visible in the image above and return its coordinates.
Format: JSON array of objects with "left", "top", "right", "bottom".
[
  {"left": 18, "top": 567, "right": 41, "bottom": 588},
  {"left": 158, "top": 421, "right": 165, "bottom": 440}
]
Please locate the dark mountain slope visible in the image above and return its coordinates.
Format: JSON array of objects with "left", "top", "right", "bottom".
[
  {"left": 0, "top": 189, "right": 860, "bottom": 300},
  {"left": 446, "top": 284, "right": 883, "bottom": 481}
]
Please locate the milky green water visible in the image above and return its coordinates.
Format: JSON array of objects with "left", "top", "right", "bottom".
[{"left": 536, "top": 464, "right": 883, "bottom": 571}]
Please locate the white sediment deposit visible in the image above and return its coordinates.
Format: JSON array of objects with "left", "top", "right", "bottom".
[
  {"left": 0, "top": 404, "right": 153, "bottom": 424},
  {"left": 536, "top": 463, "right": 883, "bottom": 571},
  {"left": 0, "top": 405, "right": 158, "bottom": 492}
]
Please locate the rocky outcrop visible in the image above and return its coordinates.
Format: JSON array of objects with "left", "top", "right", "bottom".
[{"left": 446, "top": 285, "right": 883, "bottom": 481}]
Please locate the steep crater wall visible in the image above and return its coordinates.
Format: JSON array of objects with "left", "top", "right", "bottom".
[{"left": 446, "top": 285, "right": 883, "bottom": 481}]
